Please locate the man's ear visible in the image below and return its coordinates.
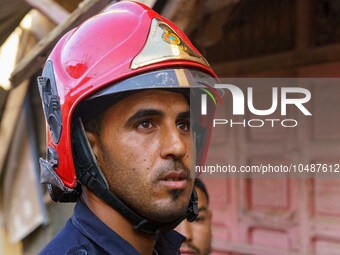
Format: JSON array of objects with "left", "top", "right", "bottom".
[{"left": 85, "top": 131, "right": 100, "bottom": 159}]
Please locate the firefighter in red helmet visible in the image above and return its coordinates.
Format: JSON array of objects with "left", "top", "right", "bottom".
[{"left": 38, "top": 1, "right": 217, "bottom": 254}]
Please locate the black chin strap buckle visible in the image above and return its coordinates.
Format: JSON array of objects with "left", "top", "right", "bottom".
[
  {"left": 186, "top": 188, "right": 198, "bottom": 222},
  {"left": 133, "top": 219, "right": 162, "bottom": 237}
]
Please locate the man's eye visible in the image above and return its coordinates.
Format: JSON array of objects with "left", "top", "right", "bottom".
[
  {"left": 177, "top": 120, "right": 190, "bottom": 131},
  {"left": 137, "top": 120, "right": 153, "bottom": 129}
]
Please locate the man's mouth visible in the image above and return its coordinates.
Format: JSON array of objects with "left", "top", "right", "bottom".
[{"left": 159, "top": 171, "right": 188, "bottom": 189}]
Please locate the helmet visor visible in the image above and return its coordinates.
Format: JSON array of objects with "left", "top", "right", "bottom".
[{"left": 76, "top": 68, "right": 218, "bottom": 167}]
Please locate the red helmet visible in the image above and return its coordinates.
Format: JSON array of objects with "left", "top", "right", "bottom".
[{"left": 38, "top": 1, "right": 217, "bottom": 234}]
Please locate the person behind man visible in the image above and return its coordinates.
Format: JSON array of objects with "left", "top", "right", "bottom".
[
  {"left": 176, "top": 179, "right": 212, "bottom": 255},
  {"left": 37, "top": 1, "right": 217, "bottom": 254}
]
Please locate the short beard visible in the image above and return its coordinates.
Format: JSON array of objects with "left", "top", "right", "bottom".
[{"left": 98, "top": 139, "right": 192, "bottom": 223}]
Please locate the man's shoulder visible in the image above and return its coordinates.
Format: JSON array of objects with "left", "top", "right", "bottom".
[{"left": 39, "top": 219, "right": 105, "bottom": 255}]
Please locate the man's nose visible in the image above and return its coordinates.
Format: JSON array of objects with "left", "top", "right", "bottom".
[
  {"left": 176, "top": 221, "right": 193, "bottom": 242},
  {"left": 160, "top": 125, "right": 187, "bottom": 159}
]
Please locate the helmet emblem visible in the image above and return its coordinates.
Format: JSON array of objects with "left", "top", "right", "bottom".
[
  {"left": 131, "top": 18, "right": 210, "bottom": 69},
  {"left": 162, "top": 31, "right": 181, "bottom": 45}
]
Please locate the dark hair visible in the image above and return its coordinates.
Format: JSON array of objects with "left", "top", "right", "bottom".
[
  {"left": 83, "top": 113, "right": 103, "bottom": 135},
  {"left": 76, "top": 92, "right": 130, "bottom": 135},
  {"left": 194, "top": 178, "right": 209, "bottom": 204}
]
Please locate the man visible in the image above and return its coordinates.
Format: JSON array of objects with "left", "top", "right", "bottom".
[
  {"left": 37, "top": 1, "right": 217, "bottom": 254},
  {"left": 176, "top": 179, "right": 212, "bottom": 255}
]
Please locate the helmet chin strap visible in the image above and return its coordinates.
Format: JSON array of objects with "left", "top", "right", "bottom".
[{"left": 72, "top": 118, "right": 198, "bottom": 237}]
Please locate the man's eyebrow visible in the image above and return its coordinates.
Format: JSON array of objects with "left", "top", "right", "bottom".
[
  {"left": 125, "top": 109, "right": 163, "bottom": 127},
  {"left": 178, "top": 111, "right": 190, "bottom": 119}
]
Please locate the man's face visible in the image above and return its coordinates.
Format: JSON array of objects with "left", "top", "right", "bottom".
[
  {"left": 176, "top": 187, "right": 212, "bottom": 255},
  {"left": 87, "top": 89, "right": 194, "bottom": 222}
]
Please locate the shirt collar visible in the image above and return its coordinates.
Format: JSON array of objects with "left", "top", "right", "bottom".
[{"left": 71, "top": 199, "right": 185, "bottom": 254}]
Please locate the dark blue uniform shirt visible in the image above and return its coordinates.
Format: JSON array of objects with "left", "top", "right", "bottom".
[{"left": 39, "top": 200, "right": 185, "bottom": 255}]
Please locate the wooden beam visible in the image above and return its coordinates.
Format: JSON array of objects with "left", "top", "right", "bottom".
[
  {"left": 10, "top": 0, "right": 113, "bottom": 87},
  {"left": 212, "top": 44, "right": 340, "bottom": 76},
  {"left": 25, "top": 0, "right": 69, "bottom": 24},
  {"left": 0, "top": 228, "right": 22, "bottom": 255},
  {"left": 212, "top": 52, "right": 293, "bottom": 76},
  {"left": 0, "top": 26, "right": 37, "bottom": 177},
  {"left": 295, "top": 0, "right": 313, "bottom": 50},
  {"left": 161, "top": 0, "right": 207, "bottom": 33},
  {"left": 0, "top": 81, "right": 29, "bottom": 177},
  {"left": 195, "top": 6, "right": 233, "bottom": 47},
  {"left": 204, "top": 0, "right": 238, "bottom": 14},
  {"left": 0, "top": 0, "right": 31, "bottom": 47}
]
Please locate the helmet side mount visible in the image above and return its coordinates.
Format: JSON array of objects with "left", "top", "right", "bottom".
[
  {"left": 37, "top": 60, "right": 62, "bottom": 144},
  {"left": 38, "top": 61, "right": 80, "bottom": 202},
  {"left": 39, "top": 157, "right": 79, "bottom": 202}
]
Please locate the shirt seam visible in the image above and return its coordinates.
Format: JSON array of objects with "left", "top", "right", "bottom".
[{"left": 71, "top": 215, "right": 94, "bottom": 241}]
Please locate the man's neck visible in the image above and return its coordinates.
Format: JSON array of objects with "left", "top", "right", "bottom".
[{"left": 81, "top": 188, "right": 156, "bottom": 255}]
